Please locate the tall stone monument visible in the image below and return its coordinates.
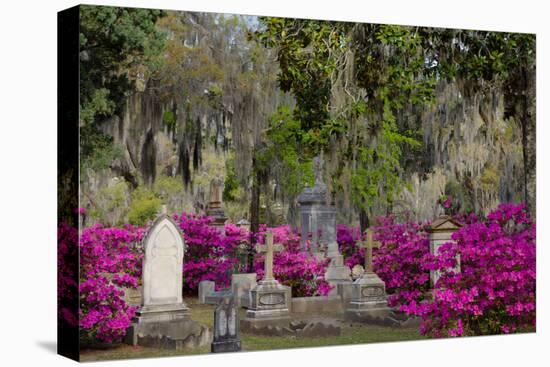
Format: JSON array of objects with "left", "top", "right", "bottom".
[
  {"left": 126, "top": 210, "right": 210, "bottom": 349},
  {"left": 345, "top": 229, "right": 391, "bottom": 323},
  {"left": 206, "top": 178, "right": 227, "bottom": 228},
  {"left": 428, "top": 216, "right": 462, "bottom": 287},
  {"left": 241, "top": 231, "right": 291, "bottom": 331},
  {"left": 298, "top": 154, "right": 351, "bottom": 289}
]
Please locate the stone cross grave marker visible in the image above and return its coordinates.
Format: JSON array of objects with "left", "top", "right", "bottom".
[
  {"left": 357, "top": 229, "right": 382, "bottom": 274},
  {"left": 241, "top": 231, "right": 291, "bottom": 332},
  {"left": 344, "top": 228, "right": 391, "bottom": 323},
  {"left": 255, "top": 231, "right": 283, "bottom": 281}
]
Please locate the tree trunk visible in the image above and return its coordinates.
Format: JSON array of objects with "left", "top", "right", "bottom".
[
  {"left": 519, "top": 64, "right": 536, "bottom": 216},
  {"left": 359, "top": 208, "right": 369, "bottom": 233},
  {"left": 248, "top": 155, "right": 261, "bottom": 270}
]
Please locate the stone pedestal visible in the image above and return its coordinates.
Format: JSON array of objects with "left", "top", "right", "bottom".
[
  {"left": 241, "top": 279, "right": 291, "bottom": 331},
  {"left": 325, "top": 253, "right": 351, "bottom": 279},
  {"left": 206, "top": 178, "right": 227, "bottom": 229},
  {"left": 206, "top": 206, "right": 227, "bottom": 228},
  {"left": 126, "top": 318, "right": 211, "bottom": 350},
  {"left": 325, "top": 251, "right": 352, "bottom": 294},
  {"left": 345, "top": 272, "right": 391, "bottom": 323},
  {"left": 134, "top": 303, "right": 189, "bottom": 323},
  {"left": 211, "top": 336, "right": 241, "bottom": 353}
]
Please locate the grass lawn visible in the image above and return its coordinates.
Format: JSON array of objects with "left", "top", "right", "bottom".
[{"left": 79, "top": 297, "right": 425, "bottom": 362}]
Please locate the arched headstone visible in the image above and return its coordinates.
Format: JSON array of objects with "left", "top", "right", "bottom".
[
  {"left": 142, "top": 214, "right": 185, "bottom": 307},
  {"left": 126, "top": 212, "right": 213, "bottom": 350}
]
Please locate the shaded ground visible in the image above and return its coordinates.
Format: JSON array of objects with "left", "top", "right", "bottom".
[{"left": 80, "top": 297, "right": 425, "bottom": 362}]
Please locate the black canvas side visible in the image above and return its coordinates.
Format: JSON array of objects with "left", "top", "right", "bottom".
[{"left": 57, "top": 4, "right": 80, "bottom": 362}]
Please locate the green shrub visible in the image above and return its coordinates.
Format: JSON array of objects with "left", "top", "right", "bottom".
[
  {"left": 163, "top": 110, "right": 176, "bottom": 130},
  {"left": 128, "top": 187, "right": 161, "bottom": 226}
]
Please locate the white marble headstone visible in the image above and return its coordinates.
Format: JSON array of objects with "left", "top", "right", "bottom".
[{"left": 142, "top": 215, "right": 185, "bottom": 307}]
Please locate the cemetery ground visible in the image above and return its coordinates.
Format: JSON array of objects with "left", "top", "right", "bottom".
[{"left": 79, "top": 298, "right": 424, "bottom": 361}]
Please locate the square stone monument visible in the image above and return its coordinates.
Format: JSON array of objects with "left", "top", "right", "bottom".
[
  {"left": 428, "top": 216, "right": 462, "bottom": 287},
  {"left": 345, "top": 229, "right": 392, "bottom": 323},
  {"left": 298, "top": 155, "right": 351, "bottom": 290},
  {"left": 126, "top": 209, "right": 210, "bottom": 349},
  {"left": 241, "top": 231, "right": 291, "bottom": 331},
  {"left": 211, "top": 296, "right": 241, "bottom": 353}
]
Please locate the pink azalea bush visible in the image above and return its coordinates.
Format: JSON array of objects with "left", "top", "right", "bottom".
[
  {"left": 369, "top": 204, "right": 535, "bottom": 337},
  {"left": 416, "top": 203, "right": 536, "bottom": 337},
  {"left": 78, "top": 224, "right": 144, "bottom": 343},
  {"left": 372, "top": 216, "right": 432, "bottom": 308},
  {"left": 253, "top": 225, "right": 332, "bottom": 297},
  {"left": 174, "top": 214, "right": 240, "bottom": 294},
  {"left": 337, "top": 224, "right": 364, "bottom": 269},
  {"left": 58, "top": 222, "right": 79, "bottom": 328}
]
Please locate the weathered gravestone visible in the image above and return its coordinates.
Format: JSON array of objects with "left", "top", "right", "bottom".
[
  {"left": 345, "top": 229, "right": 392, "bottom": 323},
  {"left": 206, "top": 178, "right": 227, "bottom": 228},
  {"left": 211, "top": 296, "right": 241, "bottom": 353},
  {"left": 231, "top": 273, "right": 257, "bottom": 308},
  {"left": 298, "top": 154, "right": 351, "bottom": 291},
  {"left": 298, "top": 155, "right": 334, "bottom": 254},
  {"left": 199, "top": 273, "right": 257, "bottom": 308},
  {"left": 241, "top": 231, "right": 291, "bottom": 331},
  {"left": 125, "top": 211, "right": 210, "bottom": 349},
  {"left": 428, "top": 216, "right": 462, "bottom": 287},
  {"left": 198, "top": 280, "right": 215, "bottom": 304}
]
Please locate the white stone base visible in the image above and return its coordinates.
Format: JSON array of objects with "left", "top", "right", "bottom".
[
  {"left": 134, "top": 304, "right": 189, "bottom": 323},
  {"left": 344, "top": 272, "right": 393, "bottom": 324},
  {"left": 125, "top": 318, "right": 211, "bottom": 350},
  {"left": 241, "top": 279, "right": 291, "bottom": 331}
]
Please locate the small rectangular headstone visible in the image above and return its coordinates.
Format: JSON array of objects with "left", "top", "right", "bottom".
[
  {"left": 198, "top": 280, "right": 215, "bottom": 304},
  {"left": 231, "top": 273, "right": 257, "bottom": 307}
]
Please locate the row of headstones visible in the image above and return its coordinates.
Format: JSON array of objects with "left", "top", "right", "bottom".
[
  {"left": 201, "top": 228, "right": 392, "bottom": 325},
  {"left": 127, "top": 209, "right": 462, "bottom": 352},
  {"left": 201, "top": 215, "right": 464, "bottom": 327}
]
